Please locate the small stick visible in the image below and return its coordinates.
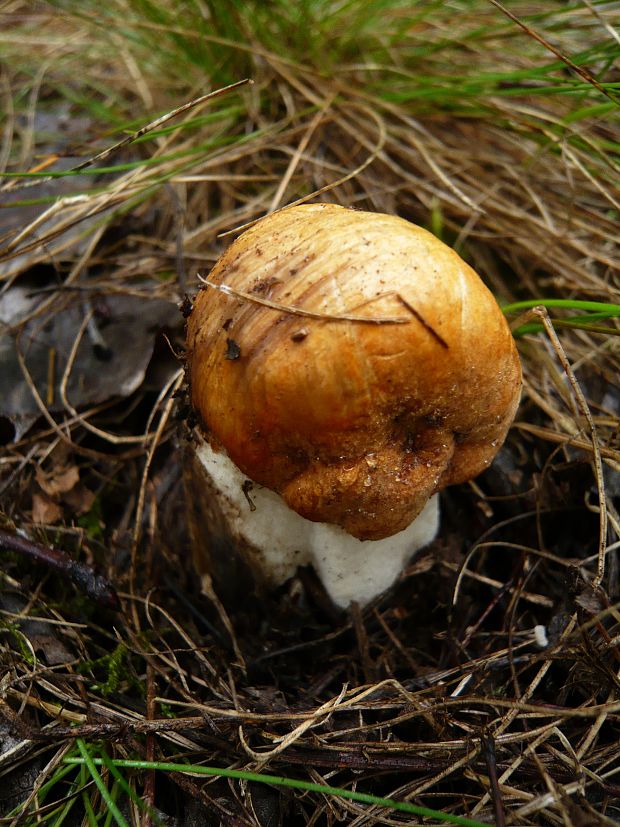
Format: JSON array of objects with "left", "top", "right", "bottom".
[
  {"left": 143, "top": 664, "right": 157, "bottom": 827},
  {"left": 198, "top": 276, "right": 411, "bottom": 324},
  {"left": 46, "top": 348, "right": 56, "bottom": 407},
  {"left": 0, "top": 529, "right": 120, "bottom": 610},
  {"left": 482, "top": 731, "right": 506, "bottom": 827}
]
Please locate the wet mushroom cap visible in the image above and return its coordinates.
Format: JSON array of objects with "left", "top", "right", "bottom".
[{"left": 186, "top": 204, "right": 522, "bottom": 541}]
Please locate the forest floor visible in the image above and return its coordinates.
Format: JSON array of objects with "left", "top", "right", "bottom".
[{"left": 1, "top": 2, "right": 619, "bottom": 825}]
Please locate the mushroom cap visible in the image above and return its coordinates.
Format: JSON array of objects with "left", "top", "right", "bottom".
[{"left": 186, "top": 204, "right": 521, "bottom": 541}]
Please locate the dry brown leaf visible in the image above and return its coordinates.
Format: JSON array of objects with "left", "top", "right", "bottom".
[
  {"left": 35, "top": 465, "right": 80, "bottom": 498},
  {"left": 31, "top": 493, "right": 62, "bottom": 525}
]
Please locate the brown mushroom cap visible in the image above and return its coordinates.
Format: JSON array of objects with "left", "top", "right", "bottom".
[{"left": 186, "top": 204, "right": 521, "bottom": 541}]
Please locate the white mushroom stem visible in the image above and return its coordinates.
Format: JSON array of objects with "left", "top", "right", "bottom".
[{"left": 195, "top": 437, "right": 439, "bottom": 609}]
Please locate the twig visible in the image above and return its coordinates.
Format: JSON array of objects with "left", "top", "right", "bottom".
[
  {"left": 198, "top": 277, "right": 410, "bottom": 324},
  {"left": 0, "top": 528, "right": 120, "bottom": 609},
  {"left": 482, "top": 731, "right": 506, "bottom": 827},
  {"left": 143, "top": 663, "right": 157, "bottom": 827}
]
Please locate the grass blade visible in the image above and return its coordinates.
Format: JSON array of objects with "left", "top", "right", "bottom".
[
  {"left": 66, "top": 756, "right": 489, "bottom": 827},
  {"left": 75, "top": 742, "right": 130, "bottom": 827}
]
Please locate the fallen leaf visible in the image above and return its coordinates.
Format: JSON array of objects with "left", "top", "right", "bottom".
[
  {"left": 31, "top": 493, "right": 63, "bottom": 525},
  {"left": 35, "top": 465, "right": 80, "bottom": 497},
  {"left": 27, "top": 633, "right": 75, "bottom": 666},
  {"left": 0, "top": 290, "right": 180, "bottom": 440}
]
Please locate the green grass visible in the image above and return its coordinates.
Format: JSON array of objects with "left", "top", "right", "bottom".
[
  {"left": 3, "top": 0, "right": 618, "bottom": 185},
  {"left": 64, "top": 748, "right": 490, "bottom": 827},
  {"left": 6, "top": 743, "right": 157, "bottom": 826},
  {"left": 75, "top": 741, "right": 130, "bottom": 827},
  {"left": 503, "top": 298, "right": 620, "bottom": 337},
  {"left": 10, "top": 739, "right": 491, "bottom": 826}
]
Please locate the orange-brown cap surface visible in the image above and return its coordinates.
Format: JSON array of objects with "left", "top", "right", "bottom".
[{"left": 186, "top": 204, "right": 521, "bottom": 540}]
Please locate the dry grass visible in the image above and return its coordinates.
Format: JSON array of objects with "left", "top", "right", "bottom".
[{"left": 1, "top": 1, "right": 619, "bottom": 824}]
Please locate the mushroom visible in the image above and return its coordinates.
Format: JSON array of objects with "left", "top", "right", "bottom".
[{"left": 185, "top": 204, "right": 521, "bottom": 609}]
